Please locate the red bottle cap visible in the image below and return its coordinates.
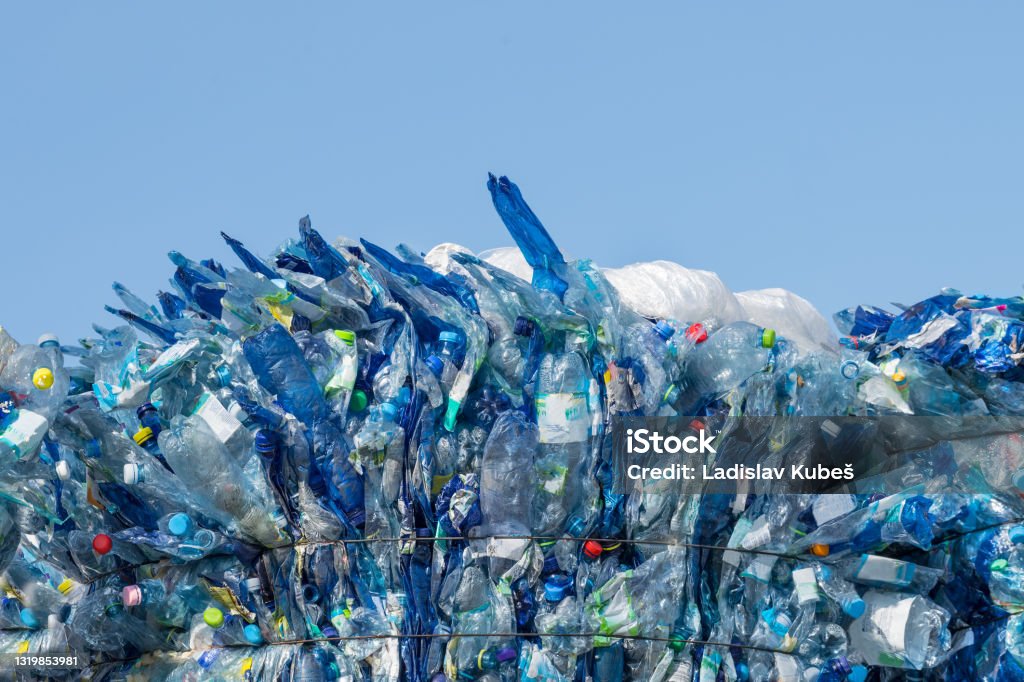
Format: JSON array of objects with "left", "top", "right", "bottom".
[
  {"left": 686, "top": 323, "right": 708, "bottom": 344},
  {"left": 92, "top": 533, "right": 113, "bottom": 555},
  {"left": 582, "top": 540, "right": 603, "bottom": 560}
]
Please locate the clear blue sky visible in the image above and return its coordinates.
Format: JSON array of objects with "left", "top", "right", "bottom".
[{"left": 1, "top": 4, "right": 1021, "bottom": 345}]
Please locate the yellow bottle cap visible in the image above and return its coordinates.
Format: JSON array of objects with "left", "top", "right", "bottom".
[
  {"left": 132, "top": 427, "right": 154, "bottom": 446},
  {"left": 32, "top": 367, "right": 54, "bottom": 390},
  {"left": 58, "top": 578, "right": 76, "bottom": 595},
  {"left": 203, "top": 606, "right": 225, "bottom": 628}
]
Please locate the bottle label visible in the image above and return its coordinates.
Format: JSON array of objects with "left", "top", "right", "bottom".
[
  {"left": 812, "top": 494, "right": 856, "bottom": 526},
  {"left": 792, "top": 567, "right": 820, "bottom": 604},
  {"left": 854, "top": 555, "right": 915, "bottom": 588},
  {"left": 193, "top": 393, "right": 246, "bottom": 448},
  {"left": 740, "top": 554, "right": 777, "bottom": 584},
  {"left": 0, "top": 409, "right": 48, "bottom": 458},
  {"left": 535, "top": 393, "right": 589, "bottom": 443}
]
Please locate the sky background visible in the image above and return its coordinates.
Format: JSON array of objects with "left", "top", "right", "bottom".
[{"left": 1, "top": 3, "right": 1021, "bottom": 345}]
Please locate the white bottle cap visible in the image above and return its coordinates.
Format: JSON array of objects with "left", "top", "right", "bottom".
[
  {"left": 55, "top": 460, "right": 71, "bottom": 481},
  {"left": 123, "top": 463, "right": 140, "bottom": 485}
]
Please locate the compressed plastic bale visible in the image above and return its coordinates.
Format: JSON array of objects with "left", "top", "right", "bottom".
[{"left": 735, "top": 287, "right": 836, "bottom": 350}]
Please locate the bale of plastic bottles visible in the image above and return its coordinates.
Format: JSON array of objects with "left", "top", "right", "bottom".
[{"left": 2, "top": 174, "right": 1024, "bottom": 680}]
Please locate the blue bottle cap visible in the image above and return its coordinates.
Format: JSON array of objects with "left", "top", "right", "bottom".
[
  {"left": 735, "top": 662, "right": 749, "bottom": 681},
  {"left": 167, "top": 513, "right": 193, "bottom": 536},
  {"left": 513, "top": 316, "right": 535, "bottom": 337},
  {"left": 848, "top": 665, "right": 868, "bottom": 682},
  {"left": 243, "top": 623, "right": 264, "bottom": 645},
  {"left": 20, "top": 608, "right": 39, "bottom": 629},
  {"left": 135, "top": 402, "right": 156, "bottom": 419},
  {"left": 380, "top": 403, "right": 399, "bottom": 422},
  {"left": 542, "top": 553, "right": 559, "bottom": 575},
  {"left": 425, "top": 355, "right": 444, "bottom": 377},
  {"left": 215, "top": 365, "right": 233, "bottom": 388},
  {"left": 38, "top": 333, "right": 60, "bottom": 348},
  {"left": 543, "top": 575, "right": 572, "bottom": 603},
  {"left": 564, "top": 516, "right": 586, "bottom": 537},
  {"left": 654, "top": 320, "right": 675, "bottom": 341},
  {"left": 321, "top": 625, "right": 339, "bottom": 639},
  {"left": 255, "top": 429, "right": 277, "bottom": 453},
  {"left": 1010, "top": 525, "right": 1024, "bottom": 544},
  {"left": 439, "top": 331, "right": 459, "bottom": 343},
  {"left": 843, "top": 596, "right": 866, "bottom": 619},
  {"left": 829, "top": 655, "right": 852, "bottom": 675}
]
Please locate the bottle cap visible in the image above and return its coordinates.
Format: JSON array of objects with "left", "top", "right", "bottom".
[
  {"left": 669, "top": 628, "right": 687, "bottom": 652},
  {"left": 132, "top": 427, "right": 154, "bottom": 446},
  {"left": 654, "top": 320, "right": 675, "bottom": 341},
  {"left": 686, "top": 323, "right": 708, "bottom": 344},
  {"left": 123, "top": 463, "right": 141, "bottom": 485},
  {"left": 564, "top": 516, "right": 586, "bottom": 537},
  {"left": 843, "top": 596, "right": 866, "bottom": 619},
  {"left": 55, "top": 460, "right": 71, "bottom": 481},
  {"left": 892, "top": 371, "right": 907, "bottom": 386},
  {"left": 1010, "top": 526, "right": 1024, "bottom": 544},
  {"left": 203, "top": 606, "right": 225, "bottom": 628},
  {"left": 20, "top": 609, "right": 39, "bottom": 629},
  {"left": 840, "top": 360, "right": 860, "bottom": 380},
  {"left": 58, "top": 579, "right": 75, "bottom": 595},
  {"left": 136, "top": 402, "right": 156, "bottom": 419},
  {"left": 167, "top": 513, "right": 193, "bottom": 536},
  {"left": 245, "top": 577, "right": 262, "bottom": 595},
  {"left": 810, "top": 543, "right": 830, "bottom": 557},
  {"left": 215, "top": 365, "right": 233, "bottom": 388},
  {"left": 243, "top": 623, "right": 264, "bottom": 645},
  {"left": 349, "top": 389, "right": 368, "bottom": 414},
  {"left": 425, "top": 355, "right": 444, "bottom": 377},
  {"left": 380, "top": 403, "right": 399, "bottom": 422},
  {"left": 334, "top": 329, "right": 356, "bottom": 344},
  {"left": 582, "top": 540, "right": 603, "bottom": 560},
  {"left": 92, "top": 533, "right": 113, "bottom": 555},
  {"left": 255, "top": 430, "right": 277, "bottom": 454},
  {"left": 439, "top": 331, "right": 459, "bottom": 343},
  {"left": 123, "top": 585, "right": 143, "bottom": 607},
  {"left": 513, "top": 316, "right": 535, "bottom": 337},
  {"left": 495, "top": 647, "right": 517, "bottom": 663},
  {"left": 829, "top": 655, "right": 852, "bottom": 676},
  {"left": 991, "top": 558, "right": 1009, "bottom": 572},
  {"left": 543, "top": 575, "right": 572, "bottom": 602},
  {"left": 760, "top": 328, "right": 777, "bottom": 348},
  {"left": 38, "top": 333, "right": 60, "bottom": 348},
  {"left": 849, "top": 665, "right": 868, "bottom": 682},
  {"left": 32, "top": 367, "right": 54, "bottom": 390}
]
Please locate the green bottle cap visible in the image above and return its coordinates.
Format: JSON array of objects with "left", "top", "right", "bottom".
[
  {"left": 334, "top": 329, "right": 356, "bottom": 344},
  {"left": 761, "top": 328, "right": 776, "bottom": 348},
  {"left": 991, "top": 558, "right": 1009, "bottom": 572},
  {"left": 203, "top": 606, "right": 225, "bottom": 628},
  {"left": 348, "top": 389, "right": 368, "bottom": 414}
]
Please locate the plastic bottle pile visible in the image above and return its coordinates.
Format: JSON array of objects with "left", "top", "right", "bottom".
[{"left": 3, "top": 175, "right": 1024, "bottom": 680}]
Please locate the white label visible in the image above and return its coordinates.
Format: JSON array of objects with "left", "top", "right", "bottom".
[
  {"left": 0, "top": 409, "right": 48, "bottom": 458},
  {"left": 740, "top": 517, "right": 771, "bottom": 550},
  {"left": 145, "top": 339, "right": 201, "bottom": 381},
  {"left": 535, "top": 393, "right": 589, "bottom": 444},
  {"left": 863, "top": 590, "right": 913, "bottom": 654},
  {"left": 792, "top": 567, "right": 820, "bottom": 604},
  {"left": 773, "top": 654, "right": 800, "bottom": 682},
  {"left": 741, "top": 554, "right": 777, "bottom": 584},
  {"left": 854, "top": 555, "right": 914, "bottom": 588},
  {"left": 812, "top": 494, "right": 856, "bottom": 526},
  {"left": 194, "top": 393, "right": 245, "bottom": 447},
  {"left": 723, "top": 517, "right": 752, "bottom": 567}
]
